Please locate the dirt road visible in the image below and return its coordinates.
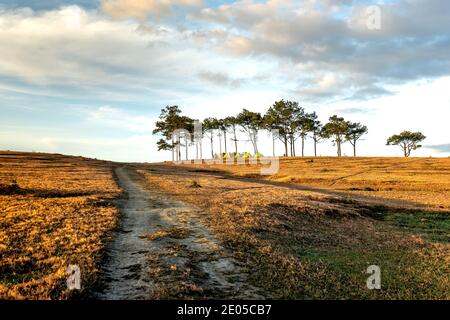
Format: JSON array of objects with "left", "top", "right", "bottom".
[{"left": 94, "top": 166, "right": 263, "bottom": 299}]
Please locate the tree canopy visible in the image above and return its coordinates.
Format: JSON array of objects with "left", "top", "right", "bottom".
[
  {"left": 236, "top": 109, "right": 264, "bottom": 154},
  {"left": 321, "top": 115, "right": 349, "bottom": 157},
  {"left": 150, "top": 103, "right": 431, "bottom": 161},
  {"left": 152, "top": 105, "right": 193, "bottom": 160},
  {"left": 264, "top": 100, "right": 302, "bottom": 156},
  {"left": 346, "top": 122, "right": 368, "bottom": 157},
  {"left": 387, "top": 131, "right": 426, "bottom": 157}
]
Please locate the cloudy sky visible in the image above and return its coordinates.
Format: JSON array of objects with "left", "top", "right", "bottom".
[{"left": 0, "top": 0, "right": 449, "bottom": 162}]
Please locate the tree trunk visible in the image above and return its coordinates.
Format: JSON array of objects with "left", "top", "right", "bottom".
[
  {"left": 171, "top": 137, "right": 175, "bottom": 162},
  {"left": 210, "top": 136, "right": 214, "bottom": 158},
  {"left": 250, "top": 131, "right": 258, "bottom": 155},
  {"left": 301, "top": 135, "right": 305, "bottom": 157},
  {"left": 185, "top": 135, "right": 188, "bottom": 160},
  {"left": 178, "top": 136, "right": 181, "bottom": 161},
  {"left": 252, "top": 135, "right": 258, "bottom": 154},
  {"left": 336, "top": 137, "right": 341, "bottom": 157},
  {"left": 196, "top": 141, "right": 198, "bottom": 160},
  {"left": 284, "top": 137, "right": 288, "bottom": 157},
  {"left": 233, "top": 127, "right": 238, "bottom": 154},
  {"left": 224, "top": 131, "right": 227, "bottom": 154},
  {"left": 353, "top": 141, "right": 356, "bottom": 157},
  {"left": 292, "top": 138, "right": 296, "bottom": 157},
  {"left": 314, "top": 138, "right": 317, "bottom": 157},
  {"left": 290, "top": 137, "right": 293, "bottom": 157},
  {"left": 272, "top": 134, "right": 275, "bottom": 157}
]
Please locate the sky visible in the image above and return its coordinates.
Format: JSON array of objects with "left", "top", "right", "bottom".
[{"left": 0, "top": 0, "right": 449, "bottom": 162}]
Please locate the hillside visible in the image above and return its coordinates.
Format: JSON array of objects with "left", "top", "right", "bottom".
[
  {"left": 0, "top": 152, "right": 120, "bottom": 299},
  {"left": 180, "top": 156, "right": 450, "bottom": 210},
  {"left": 137, "top": 157, "right": 450, "bottom": 299},
  {"left": 0, "top": 152, "right": 449, "bottom": 299}
]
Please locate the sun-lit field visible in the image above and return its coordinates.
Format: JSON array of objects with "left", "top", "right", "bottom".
[
  {"left": 1, "top": 153, "right": 449, "bottom": 300},
  {"left": 0, "top": 152, "right": 120, "bottom": 299},
  {"left": 189, "top": 157, "right": 450, "bottom": 210},
  {"left": 137, "top": 157, "right": 450, "bottom": 299}
]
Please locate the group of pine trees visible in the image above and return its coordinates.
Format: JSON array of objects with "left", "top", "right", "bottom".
[
  {"left": 153, "top": 100, "right": 426, "bottom": 160},
  {"left": 153, "top": 100, "right": 369, "bottom": 160}
]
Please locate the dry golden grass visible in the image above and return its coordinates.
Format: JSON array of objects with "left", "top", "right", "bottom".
[
  {"left": 183, "top": 157, "right": 450, "bottom": 210},
  {"left": 1, "top": 152, "right": 448, "bottom": 299},
  {"left": 137, "top": 158, "right": 450, "bottom": 299},
  {"left": 0, "top": 152, "right": 120, "bottom": 299}
]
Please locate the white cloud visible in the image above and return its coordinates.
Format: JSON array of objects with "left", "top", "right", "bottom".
[
  {"left": 0, "top": 5, "right": 276, "bottom": 107},
  {"left": 190, "top": 0, "right": 450, "bottom": 100},
  {"left": 0, "top": 1, "right": 449, "bottom": 160},
  {"left": 101, "top": 0, "right": 203, "bottom": 19},
  {"left": 0, "top": 5, "right": 208, "bottom": 98}
]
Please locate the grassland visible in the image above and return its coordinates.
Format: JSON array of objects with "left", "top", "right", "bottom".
[
  {"left": 138, "top": 157, "right": 450, "bottom": 299},
  {"left": 1, "top": 153, "right": 448, "bottom": 300},
  {"left": 195, "top": 157, "right": 450, "bottom": 210},
  {"left": 0, "top": 152, "right": 120, "bottom": 299}
]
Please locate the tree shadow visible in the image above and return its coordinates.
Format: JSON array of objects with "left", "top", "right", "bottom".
[
  {"left": 0, "top": 183, "right": 98, "bottom": 198},
  {"left": 138, "top": 163, "right": 448, "bottom": 214}
]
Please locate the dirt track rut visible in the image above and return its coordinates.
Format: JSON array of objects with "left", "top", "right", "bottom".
[{"left": 94, "top": 166, "right": 263, "bottom": 300}]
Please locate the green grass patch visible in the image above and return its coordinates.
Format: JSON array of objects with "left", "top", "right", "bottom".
[{"left": 382, "top": 211, "right": 450, "bottom": 243}]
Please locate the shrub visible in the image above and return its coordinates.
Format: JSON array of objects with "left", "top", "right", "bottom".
[{"left": 190, "top": 180, "right": 202, "bottom": 188}]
